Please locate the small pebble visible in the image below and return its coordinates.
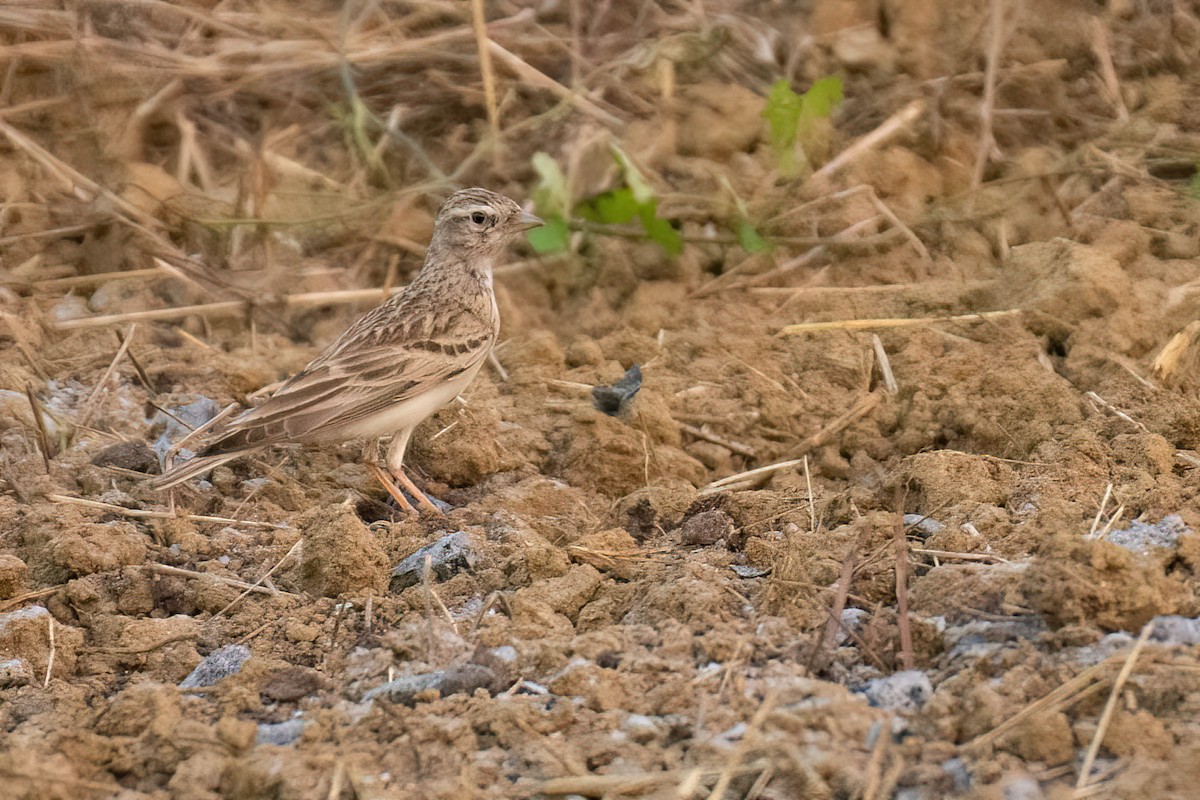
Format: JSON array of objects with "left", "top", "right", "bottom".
[
  {"left": 680, "top": 510, "right": 734, "bottom": 547},
  {"left": 260, "top": 666, "right": 326, "bottom": 702},
  {"left": 0, "top": 658, "right": 31, "bottom": 688},
  {"left": 92, "top": 441, "right": 159, "bottom": 473},
  {"left": 621, "top": 714, "right": 662, "bottom": 744},
  {"left": 49, "top": 295, "right": 89, "bottom": 323},
  {"left": 903, "top": 514, "right": 944, "bottom": 537}
]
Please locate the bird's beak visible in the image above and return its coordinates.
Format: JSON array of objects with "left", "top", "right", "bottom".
[{"left": 516, "top": 210, "right": 544, "bottom": 231}]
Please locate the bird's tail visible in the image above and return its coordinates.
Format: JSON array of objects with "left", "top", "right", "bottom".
[{"left": 150, "top": 450, "right": 246, "bottom": 490}]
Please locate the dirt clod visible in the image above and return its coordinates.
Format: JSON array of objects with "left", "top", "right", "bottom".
[{"left": 297, "top": 507, "right": 387, "bottom": 597}]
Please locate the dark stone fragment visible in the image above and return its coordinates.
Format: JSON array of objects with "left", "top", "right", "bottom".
[
  {"left": 92, "top": 441, "right": 159, "bottom": 474},
  {"left": 591, "top": 364, "right": 642, "bottom": 416},
  {"left": 389, "top": 531, "right": 473, "bottom": 592}
]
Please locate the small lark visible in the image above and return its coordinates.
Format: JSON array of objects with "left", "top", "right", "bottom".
[{"left": 153, "top": 188, "right": 542, "bottom": 514}]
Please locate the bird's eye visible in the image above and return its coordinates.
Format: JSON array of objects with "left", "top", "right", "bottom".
[{"left": 470, "top": 211, "right": 488, "bottom": 225}]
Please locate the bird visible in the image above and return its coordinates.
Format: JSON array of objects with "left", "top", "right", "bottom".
[{"left": 152, "top": 187, "right": 543, "bottom": 515}]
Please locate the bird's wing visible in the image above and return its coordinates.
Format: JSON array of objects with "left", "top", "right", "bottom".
[{"left": 206, "top": 334, "right": 492, "bottom": 452}]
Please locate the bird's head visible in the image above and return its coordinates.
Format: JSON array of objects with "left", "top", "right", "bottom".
[{"left": 429, "top": 188, "right": 542, "bottom": 260}]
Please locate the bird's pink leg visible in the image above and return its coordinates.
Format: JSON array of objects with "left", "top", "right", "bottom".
[
  {"left": 368, "top": 463, "right": 418, "bottom": 516},
  {"left": 386, "top": 429, "right": 444, "bottom": 516}
]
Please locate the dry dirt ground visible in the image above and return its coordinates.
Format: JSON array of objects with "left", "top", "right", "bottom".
[{"left": 2, "top": 1, "right": 1200, "bottom": 798}]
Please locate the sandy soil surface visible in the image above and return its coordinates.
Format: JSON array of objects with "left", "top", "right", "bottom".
[{"left": 3, "top": 1, "right": 1200, "bottom": 798}]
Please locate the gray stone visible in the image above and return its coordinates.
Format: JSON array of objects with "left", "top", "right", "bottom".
[
  {"left": 151, "top": 397, "right": 222, "bottom": 464},
  {"left": 256, "top": 718, "right": 308, "bottom": 746},
  {"left": 179, "top": 644, "right": 251, "bottom": 689},
  {"left": 1103, "top": 514, "right": 1191, "bottom": 554},
  {"left": 1150, "top": 615, "right": 1200, "bottom": 645},
  {"left": 858, "top": 670, "right": 934, "bottom": 712},
  {"left": 1001, "top": 774, "right": 1045, "bottom": 800},
  {"left": 389, "top": 531, "right": 474, "bottom": 592},
  {"left": 363, "top": 663, "right": 497, "bottom": 706},
  {"left": 903, "top": 514, "right": 944, "bottom": 537}
]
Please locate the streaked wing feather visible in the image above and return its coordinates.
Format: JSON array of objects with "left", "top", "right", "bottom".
[{"left": 221, "top": 338, "right": 487, "bottom": 444}]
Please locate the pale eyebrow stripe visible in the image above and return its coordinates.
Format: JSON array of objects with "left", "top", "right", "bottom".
[{"left": 446, "top": 205, "right": 494, "bottom": 217}]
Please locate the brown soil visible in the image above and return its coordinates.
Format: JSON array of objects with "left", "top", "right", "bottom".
[{"left": 2, "top": 1, "right": 1200, "bottom": 798}]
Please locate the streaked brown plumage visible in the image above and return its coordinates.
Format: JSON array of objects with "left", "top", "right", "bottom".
[{"left": 153, "top": 188, "right": 541, "bottom": 513}]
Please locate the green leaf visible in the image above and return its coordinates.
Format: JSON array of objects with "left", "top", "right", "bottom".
[
  {"left": 589, "top": 188, "right": 641, "bottom": 225},
  {"left": 527, "top": 216, "right": 571, "bottom": 253},
  {"left": 736, "top": 220, "right": 771, "bottom": 253},
  {"left": 801, "top": 76, "right": 844, "bottom": 120},
  {"left": 531, "top": 152, "right": 570, "bottom": 218},
  {"left": 640, "top": 213, "right": 683, "bottom": 256},
  {"left": 763, "top": 79, "right": 804, "bottom": 152},
  {"left": 610, "top": 144, "right": 655, "bottom": 204},
  {"left": 762, "top": 75, "right": 844, "bottom": 176},
  {"left": 1189, "top": 165, "right": 1200, "bottom": 201}
]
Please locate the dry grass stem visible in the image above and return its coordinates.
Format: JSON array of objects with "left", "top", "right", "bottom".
[
  {"left": 911, "top": 548, "right": 1008, "bottom": 563},
  {"left": 0, "top": 586, "right": 63, "bottom": 614},
  {"left": 971, "top": 0, "right": 1006, "bottom": 187},
  {"left": 1088, "top": 483, "right": 1113, "bottom": 538},
  {"left": 706, "top": 393, "right": 882, "bottom": 492},
  {"left": 872, "top": 334, "right": 898, "bottom": 393},
  {"left": 704, "top": 693, "right": 777, "bottom": 800},
  {"left": 894, "top": 514, "right": 914, "bottom": 671},
  {"left": 43, "top": 611, "right": 55, "bottom": 688},
  {"left": 212, "top": 537, "right": 303, "bottom": 619},
  {"left": 469, "top": 0, "right": 501, "bottom": 160},
  {"left": 537, "top": 764, "right": 767, "bottom": 797},
  {"left": 781, "top": 309, "right": 1022, "bottom": 335},
  {"left": 116, "top": 328, "right": 158, "bottom": 397},
  {"left": 423, "top": 553, "right": 458, "bottom": 634},
  {"left": 702, "top": 457, "right": 808, "bottom": 494},
  {"left": 862, "top": 718, "right": 892, "bottom": 800},
  {"left": 1098, "top": 504, "right": 1126, "bottom": 538},
  {"left": 78, "top": 324, "right": 137, "bottom": 428},
  {"left": 1090, "top": 18, "right": 1129, "bottom": 122},
  {"left": 1084, "top": 391, "right": 1149, "bottom": 433},
  {"left": 24, "top": 384, "right": 52, "bottom": 473},
  {"left": 864, "top": 188, "right": 930, "bottom": 262},
  {"left": 804, "top": 454, "right": 816, "bottom": 531},
  {"left": 1176, "top": 451, "right": 1200, "bottom": 470},
  {"left": 748, "top": 281, "right": 993, "bottom": 298},
  {"left": 147, "top": 563, "right": 299, "bottom": 598},
  {"left": 814, "top": 552, "right": 855, "bottom": 666},
  {"left": 15, "top": 267, "right": 162, "bottom": 296},
  {"left": 1075, "top": 621, "right": 1156, "bottom": 790},
  {"left": 680, "top": 423, "right": 757, "bottom": 458},
  {"left": 961, "top": 647, "right": 1147, "bottom": 754},
  {"left": 811, "top": 100, "right": 926, "bottom": 185},
  {"left": 47, "top": 493, "right": 288, "bottom": 530},
  {"left": 784, "top": 391, "right": 882, "bottom": 458},
  {"left": 52, "top": 286, "right": 406, "bottom": 331},
  {"left": 741, "top": 216, "right": 884, "bottom": 291},
  {"left": 487, "top": 40, "right": 621, "bottom": 126}
]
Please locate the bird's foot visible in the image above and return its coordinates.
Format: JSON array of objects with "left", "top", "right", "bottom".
[{"left": 367, "top": 463, "right": 445, "bottom": 517}]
